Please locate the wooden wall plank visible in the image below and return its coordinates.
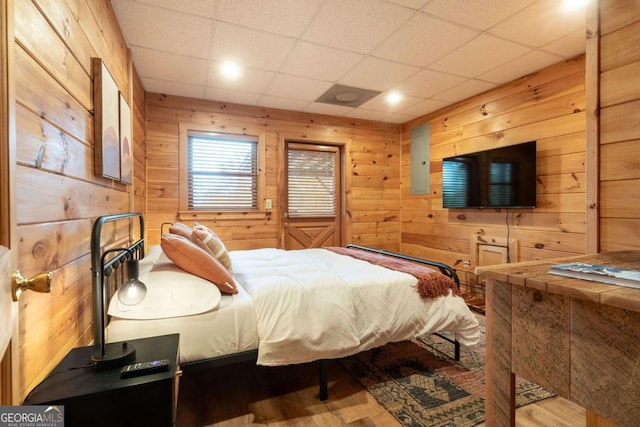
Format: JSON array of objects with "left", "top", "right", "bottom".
[
  {"left": 13, "top": 0, "right": 139, "bottom": 400},
  {"left": 400, "top": 56, "right": 586, "bottom": 266},
  {"left": 145, "top": 96, "right": 401, "bottom": 250},
  {"left": 598, "top": 0, "right": 640, "bottom": 252},
  {"left": 14, "top": 0, "right": 91, "bottom": 109}
]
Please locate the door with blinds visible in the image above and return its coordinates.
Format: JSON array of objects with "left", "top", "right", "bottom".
[{"left": 284, "top": 142, "right": 341, "bottom": 250}]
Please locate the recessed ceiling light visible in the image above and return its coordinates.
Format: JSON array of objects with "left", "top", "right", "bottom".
[
  {"left": 220, "top": 61, "right": 241, "bottom": 80},
  {"left": 386, "top": 91, "right": 403, "bottom": 105}
]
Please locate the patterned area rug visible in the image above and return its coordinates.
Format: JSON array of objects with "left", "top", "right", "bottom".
[{"left": 340, "top": 317, "right": 554, "bottom": 427}]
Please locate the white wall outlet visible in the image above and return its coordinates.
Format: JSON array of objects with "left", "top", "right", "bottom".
[{"left": 265, "top": 199, "right": 272, "bottom": 209}]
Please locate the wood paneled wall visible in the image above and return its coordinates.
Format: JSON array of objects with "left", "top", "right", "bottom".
[
  {"left": 145, "top": 94, "right": 401, "bottom": 251},
  {"left": 399, "top": 56, "right": 586, "bottom": 266},
  {"left": 13, "top": 0, "right": 144, "bottom": 400},
  {"left": 599, "top": 0, "right": 640, "bottom": 251}
]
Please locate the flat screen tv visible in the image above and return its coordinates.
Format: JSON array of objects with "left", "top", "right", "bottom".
[{"left": 442, "top": 141, "right": 537, "bottom": 209}]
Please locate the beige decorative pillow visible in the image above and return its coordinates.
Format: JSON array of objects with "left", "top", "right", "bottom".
[
  {"left": 160, "top": 233, "right": 237, "bottom": 294},
  {"left": 191, "top": 224, "right": 233, "bottom": 272},
  {"left": 169, "top": 222, "right": 192, "bottom": 240}
]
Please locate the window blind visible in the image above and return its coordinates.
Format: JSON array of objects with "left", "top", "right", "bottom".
[
  {"left": 287, "top": 148, "right": 336, "bottom": 217},
  {"left": 188, "top": 131, "right": 258, "bottom": 210},
  {"left": 442, "top": 160, "right": 469, "bottom": 207},
  {"left": 489, "top": 162, "right": 514, "bottom": 206}
]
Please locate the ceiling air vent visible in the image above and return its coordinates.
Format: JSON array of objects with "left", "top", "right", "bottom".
[{"left": 315, "top": 84, "right": 381, "bottom": 108}]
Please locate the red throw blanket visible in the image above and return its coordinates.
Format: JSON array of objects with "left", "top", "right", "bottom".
[{"left": 326, "top": 247, "right": 461, "bottom": 299}]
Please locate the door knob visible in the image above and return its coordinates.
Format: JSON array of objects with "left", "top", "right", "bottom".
[{"left": 12, "top": 270, "right": 52, "bottom": 301}]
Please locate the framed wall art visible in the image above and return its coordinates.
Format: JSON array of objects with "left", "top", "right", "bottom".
[
  {"left": 119, "top": 93, "right": 132, "bottom": 184},
  {"left": 93, "top": 58, "right": 120, "bottom": 180}
]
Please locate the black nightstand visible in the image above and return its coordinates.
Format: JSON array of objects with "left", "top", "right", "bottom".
[{"left": 24, "top": 334, "right": 180, "bottom": 427}]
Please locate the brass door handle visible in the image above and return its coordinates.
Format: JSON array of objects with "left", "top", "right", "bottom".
[{"left": 12, "top": 271, "right": 52, "bottom": 301}]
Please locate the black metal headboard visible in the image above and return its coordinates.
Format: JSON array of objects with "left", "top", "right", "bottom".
[
  {"left": 91, "top": 212, "right": 145, "bottom": 345},
  {"left": 345, "top": 244, "right": 460, "bottom": 287}
]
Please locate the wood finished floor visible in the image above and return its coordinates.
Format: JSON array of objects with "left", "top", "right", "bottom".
[{"left": 176, "top": 357, "right": 587, "bottom": 427}]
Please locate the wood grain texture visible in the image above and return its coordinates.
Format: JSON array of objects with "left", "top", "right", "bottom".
[
  {"left": 511, "top": 287, "right": 571, "bottom": 397},
  {"left": 400, "top": 56, "right": 587, "bottom": 265},
  {"left": 571, "top": 300, "right": 640, "bottom": 426},
  {"left": 12, "top": 0, "right": 139, "bottom": 401},
  {"left": 484, "top": 252, "right": 640, "bottom": 427},
  {"left": 598, "top": 0, "right": 640, "bottom": 254},
  {"left": 145, "top": 95, "right": 401, "bottom": 251}
]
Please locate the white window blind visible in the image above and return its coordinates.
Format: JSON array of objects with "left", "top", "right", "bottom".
[
  {"left": 287, "top": 147, "right": 336, "bottom": 217},
  {"left": 188, "top": 131, "right": 258, "bottom": 210}
]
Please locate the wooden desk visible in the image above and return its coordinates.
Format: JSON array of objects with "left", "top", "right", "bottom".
[{"left": 478, "top": 251, "right": 640, "bottom": 427}]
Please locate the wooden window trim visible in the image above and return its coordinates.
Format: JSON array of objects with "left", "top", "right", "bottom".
[{"left": 178, "top": 122, "right": 267, "bottom": 220}]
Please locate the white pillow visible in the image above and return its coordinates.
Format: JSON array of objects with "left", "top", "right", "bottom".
[
  {"left": 108, "top": 262, "right": 222, "bottom": 320},
  {"left": 138, "top": 244, "right": 171, "bottom": 267}
]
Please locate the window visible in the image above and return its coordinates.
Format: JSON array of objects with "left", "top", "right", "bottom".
[
  {"left": 287, "top": 145, "right": 338, "bottom": 217},
  {"left": 442, "top": 159, "right": 470, "bottom": 208},
  {"left": 489, "top": 162, "right": 515, "bottom": 206},
  {"left": 179, "top": 124, "right": 265, "bottom": 214}
]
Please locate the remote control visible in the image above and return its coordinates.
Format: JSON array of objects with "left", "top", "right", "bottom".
[{"left": 120, "top": 359, "right": 170, "bottom": 378}]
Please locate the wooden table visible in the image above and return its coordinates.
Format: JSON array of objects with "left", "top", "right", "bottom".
[{"left": 477, "top": 250, "right": 640, "bottom": 427}]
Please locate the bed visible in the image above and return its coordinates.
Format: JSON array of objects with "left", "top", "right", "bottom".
[{"left": 92, "top": 212, "right": 480, "bottom": 400}]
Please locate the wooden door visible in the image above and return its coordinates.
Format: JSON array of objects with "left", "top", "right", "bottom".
[
  {"left": 0, "top": 0, "right": 18, "bottom": 405},
  {"left": 284, "top": 142, "right": 342, "bottom": 250}
]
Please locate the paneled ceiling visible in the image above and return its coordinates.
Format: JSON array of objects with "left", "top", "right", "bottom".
[{"left": 111, "top": 0, "right": 587, "bottom": 124}]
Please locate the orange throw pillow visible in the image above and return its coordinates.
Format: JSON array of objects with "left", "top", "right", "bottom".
[
  {"left": 160, "top": 233, "right": 237, "bottom": 294},
  {"left": 169, "top": 222, "right": 193, "bottom": 239},
  {"left": 191, "top": 224, "right": 233, "bottom": 271}
]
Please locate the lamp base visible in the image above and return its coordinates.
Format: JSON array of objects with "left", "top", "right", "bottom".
[{"left": 91, "top": 342, "right": 136, "bottom": 370}]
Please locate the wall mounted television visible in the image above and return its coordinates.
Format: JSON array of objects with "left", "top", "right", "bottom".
[{"left": 442, "top": 141, "right": 537, "bottom": 209}]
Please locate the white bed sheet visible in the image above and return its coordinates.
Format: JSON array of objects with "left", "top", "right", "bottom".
[
  {"left": 106, "top": 245, "right": 480, "bottom": 366},
  {"left": 231, "top": 248, "right": 480, "bottom": 365}
]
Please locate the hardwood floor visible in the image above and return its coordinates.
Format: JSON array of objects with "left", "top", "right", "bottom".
[{"left": 176, "top": 357, "right": 587, "bottom": 427}]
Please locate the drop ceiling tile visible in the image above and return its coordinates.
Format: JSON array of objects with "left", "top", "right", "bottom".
[
  {"left": 399, "top": 98, "right": 450, "bottom": 117},
  {"left": 479, "top": 50, "right": 564, "bottom": 83},
  {"left": 257, "top": 95, "right": 311, "bottom": 111},
  {"left": 381, "top": 112, "right": 415, "bottom": 123},
  {"left": 142, "top": 77, "right": 206, "bottom": 99},
  {"left": 206, "top": 63, "right": 274, "bottom": 92},
  {"left": 302, "top": 0, "right": 414, "bottom": 53},
  {"left": 304, "top": 102, "right": 354, "bottom": 116},
  {"left": 339, "top": 57, "right": 420, "bottom": 91},
  {"left": 203, "top": 86, "right": 261, "bottom": 105},
  {"left": 209, "top": 22, "right": 295, "bottom": 71},
  {"left": 429, "top": 34, "right": 531, "bottom": 78},
  {"left": 543, "top": 29, "right": 587, "bottom": 57},
  {"left": 373, "top": 13, "right": 478, "bottom": 67},
  {"left": 265, "top": 74, "right": 333, "bottom": 101},
  {"left": 422, "top": 0, "right": 535, "bottom": 31},
  {"left": 131, "top": 47, "right": 209, "bottom": 85},
  {"left": 111, "top": 0, "right": 213, "bottom": 58},
  {"left": 280, "top": 42, "right": 364, "bottom": 81},
  {"left": 345, "top": 108, "right": 390, "bottom": 122},
  {"left": 132, "top": 0, "right": 218, "bottom": 18},
  {"left": 433, "top": 78, "right": 497, "bottom": 103},
  {"left": 358, "top": 93, "right": 423, "bottom": 113},
  {"left": 489, "top": 0, "right": 585, "bottom": 47},
  {"left": 216, "top": 0, "right": 323, "bottom": 37},
  {"left": 393, "top": 69, "right": 467, "bottom": 98}
]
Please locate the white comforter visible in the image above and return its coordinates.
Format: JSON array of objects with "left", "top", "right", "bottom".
[{"left": 230, "top": 248, "right": 480, "bottom": 366}]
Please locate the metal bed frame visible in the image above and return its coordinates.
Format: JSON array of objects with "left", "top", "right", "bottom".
[{"left": 91, "top": 213, "right": 462, "bottom": 401}]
